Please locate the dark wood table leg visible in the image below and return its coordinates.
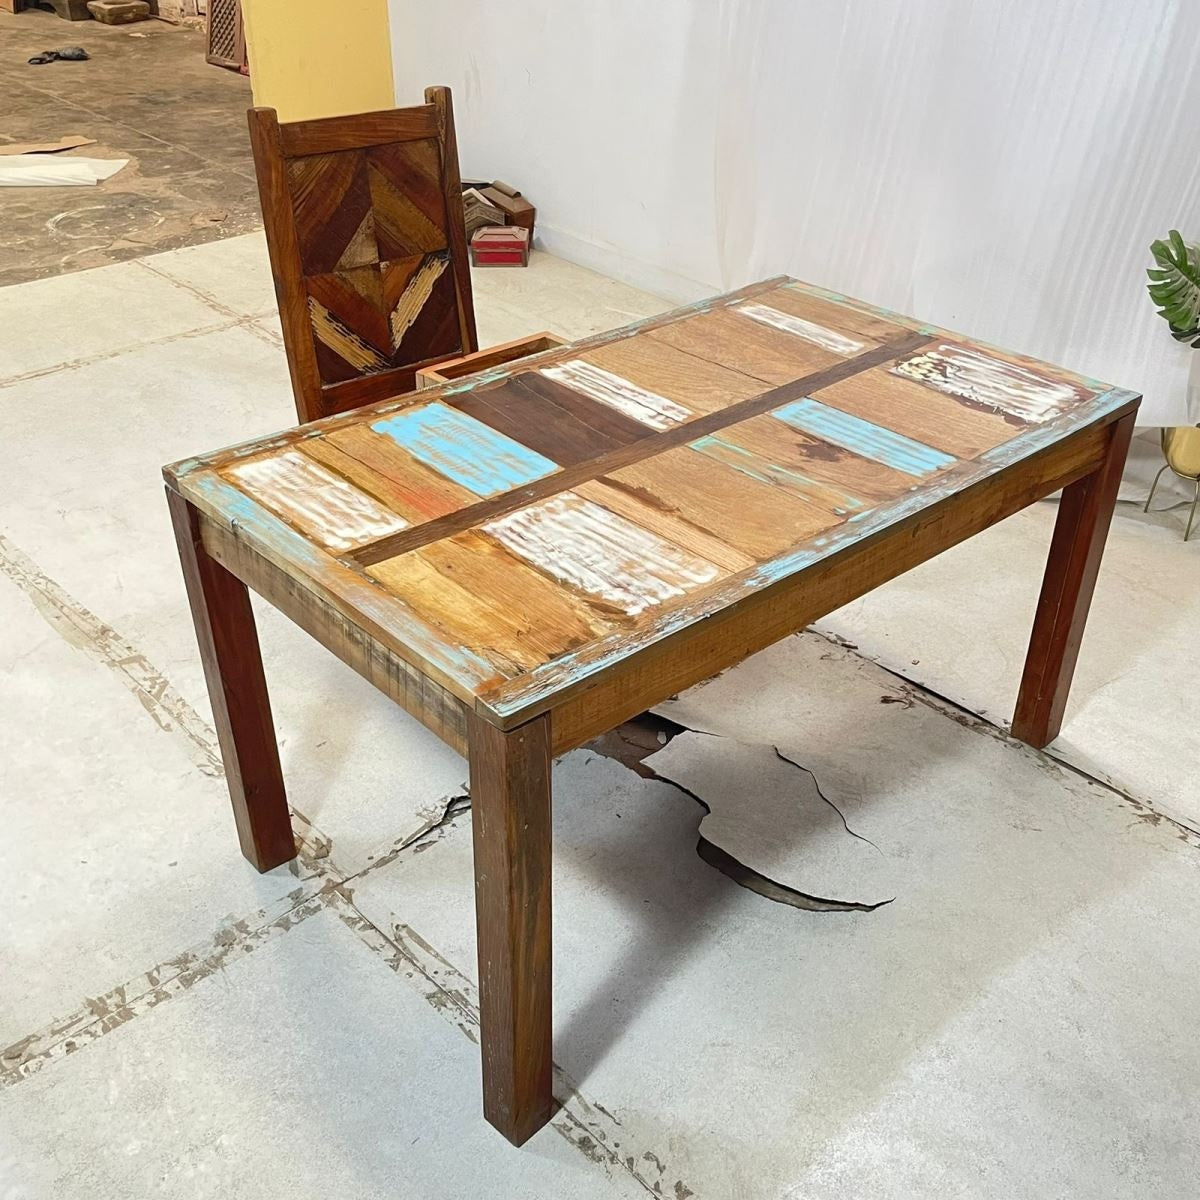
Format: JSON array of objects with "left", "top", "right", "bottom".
[
  {"left": 468, "top": 709, "right": 553, "bottom": 1146},
  {"left": 1011, "top": 413, "right": 1136, "bottom": 749},
  {"left": 166, "top": 488, "right": 296, "bottom": 872}
]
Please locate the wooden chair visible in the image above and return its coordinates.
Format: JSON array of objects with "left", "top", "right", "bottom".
[{"left": 248, "top": 87, "right": 479, "bottom": 424}]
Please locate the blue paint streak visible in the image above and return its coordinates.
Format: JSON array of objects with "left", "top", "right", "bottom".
[
  {"left": 372, "top": 401, "right": 557, "bottom": 497},
  {"left": 770, "top": 397, "right": 956, "bottom": 477},
  {"left": 688, "top": 434, "right": 866, "bottom": 514}
]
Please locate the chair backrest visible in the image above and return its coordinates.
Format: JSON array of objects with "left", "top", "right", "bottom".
[{"left": 248, "top": 87, "right": 479, "bottom": 424}]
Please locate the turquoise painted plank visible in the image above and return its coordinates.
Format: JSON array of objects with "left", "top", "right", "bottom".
[
  {"left": 770, "top": 397, "right": 956, "bottom": 477},
  {"left": 372, "top": 401, "right": 558, "bottom": 497},
  {"left": 688, "top": 434, "right": 866, "bottom": 515}
]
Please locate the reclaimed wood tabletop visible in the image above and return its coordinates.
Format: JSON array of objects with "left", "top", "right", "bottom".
[{"left": 164, "top": 275, "right": 1139, "bottom": 1145}]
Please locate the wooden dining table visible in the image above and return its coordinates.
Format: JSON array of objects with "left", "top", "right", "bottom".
[{"left": 164, "top": 275, "right": 1139, "bottom": 1145}]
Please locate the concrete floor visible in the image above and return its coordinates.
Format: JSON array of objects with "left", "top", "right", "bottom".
[
  {"left": 2, "top": 234, "right": 1200, "bottom": 1198},
  {"left": 0, "top": 10, "right": 258, "bottom": 286}
]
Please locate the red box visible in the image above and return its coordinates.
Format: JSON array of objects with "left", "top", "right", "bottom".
[{"left": 470, "top": 225, "right": 529, "bottom": 267}]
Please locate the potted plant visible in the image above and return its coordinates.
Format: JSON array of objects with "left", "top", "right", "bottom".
[{"left": 1145, "top": 229, "right": 1200, "bottom": 539}]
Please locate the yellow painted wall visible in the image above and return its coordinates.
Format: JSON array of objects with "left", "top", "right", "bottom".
[{"left": 241, "top": 0, "right": 395, "bottom": 122}]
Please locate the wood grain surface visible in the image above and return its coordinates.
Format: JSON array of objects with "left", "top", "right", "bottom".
[{"left": 166, "top": 275, "right": 1140, "bottom": 736}]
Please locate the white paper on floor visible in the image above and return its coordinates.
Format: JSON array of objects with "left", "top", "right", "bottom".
[
  {"left": 644, "top": 731, "right": 895, "bottom": 909},
  {"left": 0, "top": 156, "right": 128, "bottom": 187}
]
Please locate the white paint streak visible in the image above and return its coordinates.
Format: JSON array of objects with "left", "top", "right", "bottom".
[
  {"left": 891, "top": 344, "right": 1084, "bottom": 422},
  {"left": 483, "top": 492, "right": 719, "bottom": 616},
  {"left": 540, "top": 359, "right": 692, "bottom": 429},
  {"left": 227, "top": 451, "right": 408, "bottom": 552},
  {"left": 738, "top": 303, "right": 866, "bottom": 355}
]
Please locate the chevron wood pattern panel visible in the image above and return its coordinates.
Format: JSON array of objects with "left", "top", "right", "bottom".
[{"left": 248, "top": 89, "right": 477, "bottom": 424}]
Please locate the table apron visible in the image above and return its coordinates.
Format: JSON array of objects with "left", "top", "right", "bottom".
[{"left": 200, "top": 516, "right": 469, "bottom": 756}]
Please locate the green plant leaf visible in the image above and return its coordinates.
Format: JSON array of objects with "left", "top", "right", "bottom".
[{"left": 1147, "top": 229, "right": 1200, "bottom": 342}]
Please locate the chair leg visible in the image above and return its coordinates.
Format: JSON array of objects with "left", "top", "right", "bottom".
[
  {"left": 1186, "top": 479, "right": 1200, "bottom": 542},
  {"left": 1144, "top": 464, "right": 1169, "bottom": 513}
]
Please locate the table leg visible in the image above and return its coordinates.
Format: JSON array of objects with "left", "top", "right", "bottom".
[
  {"left": 1011, "top": 413, "right": 1135, "bottom": 749},
  {"left": 468, "top": 709, "right": 553, "bottom": 1146},
  {"left": 166, "top": 489, "right": 296, "bottom": 872}
]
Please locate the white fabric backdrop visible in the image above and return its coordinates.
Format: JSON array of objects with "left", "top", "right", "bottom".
[{"left": 391, "top": 0, "right": 1200, "bottom": 424}]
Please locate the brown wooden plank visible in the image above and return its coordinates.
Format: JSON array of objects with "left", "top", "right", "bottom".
[
  {"left": 504, "top": 371, "right": 664, "bottom": 444},
  {"left": 468, "top": 710, "right": 553, "bottom": 1145},
  {"left": 606, "top": 445, "right": 842, "bottom": 561},
  {"left": 450, "top": 372, "right": 652, "bottom": 466},
  {"left": 350, "top": 331, "right": 933, "bottom": 566},
  {"left": 575, "top": 480, "right": 756, "bottom": 573},
  {"left": 708, "top": 413, "right": 919, "bottom": 511},
  {"left": 815, "top": 364, "right": 1023, "bottom": 461},
  {"left": 533, "top": 416, "right": 1121, "bottom": 750},
  {"left": 414, "top": 528, "right": 618, "bottom": 641},
  {"left": 1011, "top": 412, "right": 1135, "bottom": 748},
  {"left": 324, "top": 424, "right": 479, "bottom": 521},
  {"left": 644, "top": 305, "right": 843, "bottom": 385},
  {"left": 200, "top": 512, "right": 468, "bottom": 755},
  {"left": 278, "top": 105, "right": 440, "bottom": 156},
  {"left": 366, "top": 531, "right": 617, "bottom": 675},
  {"left": 166, "top": 488, "right": 296, "bottom": 871},
  {"left": 580, "top": 334, "right": 765, "bottom": 416},
  {"left": 755, "top": 284, "right": 916, "bottom": 344}
]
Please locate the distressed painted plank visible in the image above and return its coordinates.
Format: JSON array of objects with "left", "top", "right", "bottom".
[
  {"left": 891, "top": 342, "right": 1093, "bottom": 423},
  {"left": 581, "top": 335, "right": 764, "bottom": 416},
  {"left": 366, "top": 548, "right": 544, "bottom": 676},
  {"left": 176, "top": 471, "right": 503, "bottom": 701},
  {"left": 644, "top": 306, "right": 844, "bottom": 385},
  {"left": 223, "top": 450, "right": 409, "bottom": 552},
  {"left": 814, "top": 363, "right": 1021, "bottom": 462},
  {"left": 368, "top": 529, "right": 615, "bottom": 675},
  {"left": 482, "top": 492, "right": 723, "bottom": 618},
  {"left": 321, "top": 424, "right": 479, "bottom": 523},
  {"left": 714, "top": 413, "right": 918, "bottom": 508},
  {"left": 793, "top": 278, "right": 1116, "bottom": 394},
  {"left": 607, "top": 445, "right": 841, "bottom": 561},
  {"left": 770, "top": 284, "right": 914, "bottom": 343},
  {"left": 771, "top": 397, "right": 957, "bottom": 478},
  {"left": 449, "top": 372, "right": 649, "bottom": 467},
  {"left": 575, "top": 480, "right": 756, "bottom": 573},
  {"left": 539, "top": 359, "right": 692, "bottom": 430},
  {"left": 736, "top": 302, "right": 867, "bottom": 356},
  {"left": 688, "top": 433, "right": 868, "bottom": 516},
  {"left": 372, "top": 401, "right": 558, "bottom": 496}
]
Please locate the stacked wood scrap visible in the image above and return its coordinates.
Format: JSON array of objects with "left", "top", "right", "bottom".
[{"left": 461, "top": 178, "right": 536, "bottom": 240}]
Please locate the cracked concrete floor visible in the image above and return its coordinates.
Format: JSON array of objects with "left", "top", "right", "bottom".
[{"left": 3, "top": 233, "right": 1200, "bottom": 1198}]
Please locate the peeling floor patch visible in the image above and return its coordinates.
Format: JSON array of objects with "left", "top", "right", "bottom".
[{"left": 645, "top": 733, "right": 895, "bottom": 910}]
